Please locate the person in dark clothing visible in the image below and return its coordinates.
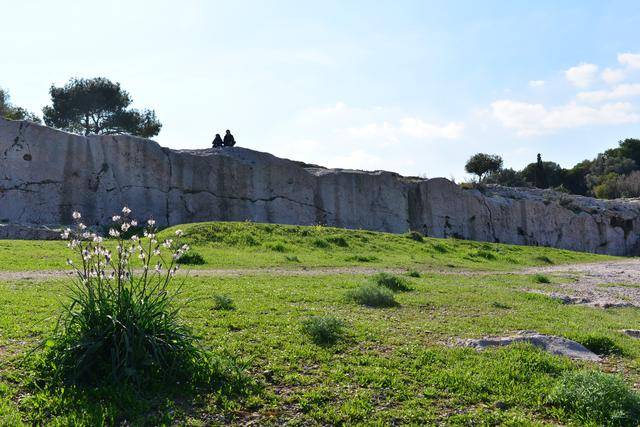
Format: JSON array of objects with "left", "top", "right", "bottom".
[
  {"left": 223, "top": 129, "right": 236, "bottom": 147},
  {"left": 212, "top": 133, "right": 223, "bottom": 148}
]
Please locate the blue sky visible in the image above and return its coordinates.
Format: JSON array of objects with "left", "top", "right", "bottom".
[{"left": 3, "top": 0, "right": 640, "bottom": 178}]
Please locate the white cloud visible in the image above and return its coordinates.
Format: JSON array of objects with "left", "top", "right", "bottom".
[
  {"left": 347, "top": 121, "right": 399, "bottom": 144},
  {"left": 565, "top": 63, "right": 599, "bottom": 87},
  {"left": 347, "top": 117, "right": 464, "bottom": 144},
  {"left": 529, "top": 80, "right": 545, "bottom": 88},
  {"left": 618, "top": 52, "right": 640, "bottom": 69},
  {"left": 601, "top": 67, "right": 627, "bottom": 84},
  {"left": 577, "top": 83, "right": 640, "bottom": 103},
  {"left": 491, "top": 99, "right": 640, "bottom": 136},
  {"left": 399, "top": 117, "right": 464, "bottom": 139}
]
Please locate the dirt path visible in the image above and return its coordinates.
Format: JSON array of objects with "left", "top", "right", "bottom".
[
  {"left": 0, "top": 266, "right": 410, "bottom": 281},
  {"left": 3, "top": 259, "right": 640, "bottom": 308}
]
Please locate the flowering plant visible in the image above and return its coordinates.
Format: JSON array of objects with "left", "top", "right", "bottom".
[{"left": 47, "top": 207, "right": 203, "bottom": 386}]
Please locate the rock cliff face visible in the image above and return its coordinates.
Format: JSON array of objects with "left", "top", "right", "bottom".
[{"left": 2, "top": 117, "right": 640, "bottom": 255}]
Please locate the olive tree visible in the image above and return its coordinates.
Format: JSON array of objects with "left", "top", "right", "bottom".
[{"left": 465, "top": 153, "right": 503, "bottom": 182}]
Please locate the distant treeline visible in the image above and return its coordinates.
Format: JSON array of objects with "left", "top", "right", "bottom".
[{"left": 466, "top": 138, "right": 640, "bottom": 199}]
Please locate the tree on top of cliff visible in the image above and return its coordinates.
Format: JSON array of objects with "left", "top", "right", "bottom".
[
  {"left": 465, "top": 153, "right": 503, "bottom": 181},
  {"left": 0, "top": 87, "right": 41, "bottom": 123},
  {"left": 42, "top": 77, "right": 162, "bottom": 138}
]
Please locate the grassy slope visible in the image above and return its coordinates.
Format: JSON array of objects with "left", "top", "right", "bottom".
[
  {"left": 0, "top": 222, "right": 636, "bottom": 425},
  {"left": 0, "top": 221, "right": 615, "bottom": 272}
]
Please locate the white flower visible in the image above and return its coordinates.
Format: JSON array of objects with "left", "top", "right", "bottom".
[
  {"left": 162, "top": 239, "right": 173, "bottom": 248},
  {"left": 139, "top": 252, "right": 146, "bottom": 259},
  {"left": 93, "top": 236, "right": 103, "bottom": 243},
  {"left": 147, "top": 219, "right": 156, "bottom": 226},
  {"left": 152, "top": 249, "right": 161, "bottom": 256},
  {"left": 82, "top": 231, "right": 91, "bottom": 239},
  {"left": 112, "top": 215, "right": 121, "bottom": 222},
  {"left": 175, "top": 229, "right": 184, "bottom": 237},
  {"left": 130, "top": 220, "right": 138, "bottom": 227},
  {"left": 131, "top": 235, "right": 139, "bottom": 241},
  {"left": 60, "top": 231, "right": 69, "bottom": 239},
  {"left": 72, "top": 211, "right": 81, "bottom": 219},
  {"left": 154, "top": 263, "right": 162, "bottom": 273},
  {"left": 122, "top": 206, "right": 131, "bottom": 215},
  {"left": 108, "top": 228, "right": 120, "bottom": 237},
  {"left": 121, "top": 223, "right": 131, "bottom": 232},
  {"left": 66, "top": 259, "right": 73, "bottom": 265},
  {"left": 78, "top": 223, "right": 87, "bottom": 230}
]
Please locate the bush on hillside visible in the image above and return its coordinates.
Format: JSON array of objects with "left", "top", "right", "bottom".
[
  {"left": 347, "top": 284, "right": 398, "bottom": 307},
  {"left": 547, "top": 370, "right": 640, "bottom": 426},
  {"left": 177, "top": 251, "right": 206, "bottom": 265},
  {"left": 372, "top": 272, "right": 413, "bottom": 292},
  {"left": 301, "top": 316, "right": 345, "bottom": 345}
]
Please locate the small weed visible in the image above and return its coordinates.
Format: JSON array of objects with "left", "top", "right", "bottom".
[
  {"left": 346, "top": 255, "right": 377, "bottom": 263},
  {"left": 547, "top": 370, "right": 640, "bottom": 426},
  {"left": 177, "top": 252, "right": 206, "bottom": 265},
  {"left": 285, "top": 255, "right": 300, "bottom": 262},
  {"left": 578, "top": 334, "right": 624, "bottom": 356},
  {"left": 432, "top": 243, "right": 449, "bottom": 253},
  {"left": 301, "top": 316, "right": 345, "bottom": 345},
  {"left": 372, "top": 272, "right": 412, "bottom": 292},
  {"left": 407, "top": 270, "right": 421, "bottom": 278},
  {"left": 326, "top": 236, "right": 349, "bottom": 247},
  {"left": 491, "top": 301, "right": 511, "bottom": 309},
  {"left": 536, "top": 255, "right": 554, "bottom": 264},
  {"left": 212, "top": 294, "right": 235, "bottom": 311},
  {"left": 533, "top": 274, "right": 551, "bottom": 284},
  {"left": 312, "top": 238, "right": 330, "bottom": 249},
  {"left": 405, "top": 231, "right": 424, "bottom": 243},
  {"left": 347, "top": 284, "right": 398, "bottom": 307},
  {"left": 265, "top": 242, "right": 288, "bottom": 252},
  {"left": 469, "top": 250, "right": 496, "bottom": 261}
]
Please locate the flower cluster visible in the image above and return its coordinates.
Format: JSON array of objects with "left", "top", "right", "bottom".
[{"left": 61, "top": 207, "right": 189, "bottom": 286}]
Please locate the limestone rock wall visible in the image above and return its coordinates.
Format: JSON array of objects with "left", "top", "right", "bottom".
[{"left": 2, "top": 118, "right": 640, "bottom": 255}]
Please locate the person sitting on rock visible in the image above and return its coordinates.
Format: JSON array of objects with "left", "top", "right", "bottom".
[
  {"left": 223, "top": 129, "right": 236, "bottom": 147},
  {"left": 212, "top": 133, "right": 223, "bottom": 148}
]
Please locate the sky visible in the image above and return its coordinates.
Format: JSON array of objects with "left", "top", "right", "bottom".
[{"left": 2, "top": 0, "right": 640, "bottom": 179}]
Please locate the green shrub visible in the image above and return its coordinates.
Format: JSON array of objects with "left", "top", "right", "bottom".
[
  {"left": 176, "top": 251, "right": 206, "bottom": 265},
  {"left": 213, "top": 294, "right": 235, "bottom": 311},
  {"left": 326, "top": 236, "right": 349, "bottom": 247},
  {"left": 547, "top": 370, "right": 640, "bottom": 426},
  {"left": 301, "top": 316, "right": 345, "bottom": 345},
  {"left": 285, "top": 255, "right": 300, "bottom": 262},
  {"left": 372, "top": 272, "right": 412, "bottom": 292},
  {"left": 431, "top": 243, "right": 449, "bottom": 253},
  {"left": 535, "top": 255, "right": 554, "bottom": 264},
  {"left": 312, "top": 238, "right": 330, "bottom": 249},
  {"left": 533, "top": 273, "right": 551, "bottom": 284},
  {"left": 347, "top": 284, "right": 398, "bottom": 307},
  {"left": 265, "top": 241, "right": 288, "bottom": 252},
  {"left": 346, "top": 254, "right": 377, "bottom": 262},
  {"left": 407, "top": 270, "right": 421, "bottom": 278},
  {"left": 491, "top": 301, "right": 511, "bottom": 309},
  {"left": 405, "top": 231, "right": 424, "bottom": 242},
  {"left": 578, "top": 334, "right": 624, "bottom": 356},
  {"left": 469, "top": 249, "right": 496, "bottom": 260}
]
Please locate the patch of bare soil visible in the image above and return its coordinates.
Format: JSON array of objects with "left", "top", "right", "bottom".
[{"left": 522, "top": 259, "right": 640, "bottom": 308}]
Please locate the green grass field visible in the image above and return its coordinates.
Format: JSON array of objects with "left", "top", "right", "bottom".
[
  {"left": 0, "top": 221, "right": 612, "bottom": 272},
  {"left": 1, "top": 222, "right": 638, "bottom": 425}
]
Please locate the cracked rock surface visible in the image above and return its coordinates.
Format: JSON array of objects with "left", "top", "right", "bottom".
[{"left": 2, "top": 117, "right": 640, "bottom": 255}]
